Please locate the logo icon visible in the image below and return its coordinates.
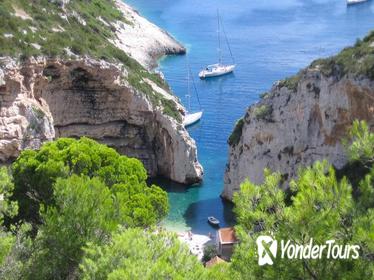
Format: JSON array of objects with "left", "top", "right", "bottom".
[{"left": 256, "top": 236, "right": 278, "bottom": 266}]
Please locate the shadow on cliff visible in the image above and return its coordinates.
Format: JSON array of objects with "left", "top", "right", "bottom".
[{"left": 182, "top": 197, "right": 236, "bottom": 235}]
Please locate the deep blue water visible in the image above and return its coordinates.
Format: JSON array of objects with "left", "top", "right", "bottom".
[{"left": 127, "top": 0, "right": 374, "bottom": 234}]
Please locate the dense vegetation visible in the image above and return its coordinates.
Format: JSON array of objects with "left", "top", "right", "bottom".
[
  {"left": 10, "top": 137, "right": 168, "bottom": 231},
  {"left": 0, "top": 138, "right": 172, "bottom": 279},
  {"left": 0, "top": 0, "right": 123, "bottom": 59},
  {"left": 0, "top": 0, "right": 181, "bottom": 121},
  {"left": 229, "top": 120, "right": 374, "bottom": 279},
  {"left": 0, "top": 122, "right": 373, "bottom": 279},
  {"left": 80, "top": 228, "right": 207, "bottom": 279},
  {"left": 0, "top": 137, "right": 231, "bottom": 279}
]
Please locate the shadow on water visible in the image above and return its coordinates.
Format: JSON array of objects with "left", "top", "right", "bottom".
[
  {"left": 183, "top": 197, "right": 236, "bottom": 235},
  {"left": 148, "top": 176, "right": 201, "bottom": 193},
  {"left": 346, "top": 1, "right": 373, "bottom": 15},
  {"left": 199, "top": 72, "right": 236, "bottom": 86}
]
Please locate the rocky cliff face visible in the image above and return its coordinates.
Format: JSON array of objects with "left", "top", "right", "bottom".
[
  {"left": 0, "top": 1, "right": 202, "bottom": 184},
  {"left": 113, "top": 1, "right": 186, "bottom": 70},
  {"left": 223, "top": 66, "right": 374, "bottom": 200},
  {"left": 0, "top": 57, "right": 202, "bottom": 184}
]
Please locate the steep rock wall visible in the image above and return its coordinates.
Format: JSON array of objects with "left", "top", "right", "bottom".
[{"left": 223, "top": 68, "right": 374, "bottom": 200}]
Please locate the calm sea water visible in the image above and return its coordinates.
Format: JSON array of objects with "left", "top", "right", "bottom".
[{"left": 126, "top": 0, "right": 374, "bottom": 234}]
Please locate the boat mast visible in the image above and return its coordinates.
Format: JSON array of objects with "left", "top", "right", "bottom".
[
  {"left": 186, "top": 60, "right": 191, "bottom": 112},
  {"left": 190, "top": 64, "right": 202, "bottom": 111},
  {"left": 221, "top": 16, "right": 235, "bottom": 65},
  {"left": 217, "top": 9, "right": 222, "bottom": 64}
]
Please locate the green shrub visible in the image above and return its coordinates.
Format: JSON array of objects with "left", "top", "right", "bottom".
[
  {"left": 278, "top": 72, "right": 302, "bottom": 92},
  {"left": 228, "top": 118, "right": 244, "bottom": 146},
  {"left": 10, "top": 137, "right": 168, "bottom": 231},
  {"left": 259, "top": 92, "right": 270, "bottom": 99},
  {"left": 253, "top": 104, "right": 272, "bottom": 120},
  {"left": 80, "top": 229, "right": 207, "bottom": 279}
]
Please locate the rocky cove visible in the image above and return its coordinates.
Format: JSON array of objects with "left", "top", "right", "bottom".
[
  {"left": 0, "top": 1, "right": 202, "bottom": 184},
  {"left": 1, "top": 1, "right": 374, "bottom": 279},
  {"left": 1, "top": 0, "right": 374, "bottom": 233}
]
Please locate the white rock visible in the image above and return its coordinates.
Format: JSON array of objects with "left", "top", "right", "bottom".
[
  {"left": 31, "top": 43, "right": 41, "bottom": 50},
  {"left": 113, "top": 0, "right": 186, "bottom": 70}
]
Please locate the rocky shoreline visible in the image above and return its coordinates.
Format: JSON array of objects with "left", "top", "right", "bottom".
[{"left": 114, "top": 1, "right": 186, "bottom": 70}]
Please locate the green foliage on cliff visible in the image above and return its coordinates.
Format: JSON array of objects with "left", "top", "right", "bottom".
[
  {"left": 228, "top": 104, "right": 274, "bottom": 147},
  {"left": 0, "top": 0, "right": 123, "bottom": 59},
  {"left": 253, "top": 104, "right": 273, "bottom": 120},
  {"left": 127, "top": 71, "right": 182, "bottom": 122},
  {"left": 228, "top": 118, "right": 244, "bottom": 146},
  {"left": 312, "top": 31, "right": 374, "bottom": 79},
  {"left": 230, "top": 120, "right": 374, "bottom": 280},
  {"left": 278, "top": 31, "right": 374, "bottom": 92},
  {"left": 0, "top": 0, "right": 181, "bottom": 121},
  {"left": 10, "top": 137, "right": 168, "bottom": 230},
  {"left": 278, "top": 71, "right": 303, "bottom": 92}
]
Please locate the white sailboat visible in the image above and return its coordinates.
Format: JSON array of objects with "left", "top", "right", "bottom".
[
  {"left": 183, "top": 62, "right": 203, "bottom": 127},
  {"left": 347, "top": 0, "right": 368, "bottom": 5},
  {"left": 184, "top": 111, "right": 203, "bottom": 127},
  {"left": 199, "top": 10, "right": 235, "bottom": 79}
]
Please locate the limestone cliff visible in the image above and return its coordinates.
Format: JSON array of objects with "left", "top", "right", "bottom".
[
  {"left": 223, "top": 34, "right": 374, "bottom": 200},
  {"left": 113, "top": 1, "right": 186, "bottom": 70},
  {"left": 0, "top": 1, "right": 202, "bottom": 184}
]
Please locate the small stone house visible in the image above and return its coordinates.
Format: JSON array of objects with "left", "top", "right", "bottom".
[{"left": 216, "top": 227, "right": 238, "bottom": 260}]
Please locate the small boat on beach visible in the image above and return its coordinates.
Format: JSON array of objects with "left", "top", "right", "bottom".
[
  {"left": 199, "top": 10, "right": 235, "bottom": 79},
  {"left": 347, "top": 0, "right": 368, "bottom": 5},
  {"left": 208, "top": 216, "right": 220, "bottom": 226}
]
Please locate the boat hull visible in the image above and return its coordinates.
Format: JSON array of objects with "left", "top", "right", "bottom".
[
  {"left": 183, "top": 111, "right": 203, "bottom": 127},
  {"left": 207, "top": 217, "right": 220, "bottom": 226},
  {"left": 347, "top": 0, "right": 367, "bottom": 4},
  {"left": 199, "top": 65, "right": 235, "bottom": 79}
]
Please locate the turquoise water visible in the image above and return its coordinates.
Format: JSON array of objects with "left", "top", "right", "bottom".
[{"left": 127, "top": 0, "right": 374, "bottom": 234}]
